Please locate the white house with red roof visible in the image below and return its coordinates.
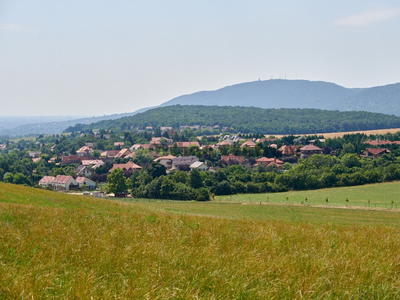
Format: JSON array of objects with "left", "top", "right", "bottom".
[
  {"left": 300, "top": 144, "right": 323, "bottom": 158},
  {"left": 39, "top": 176, "right": 55, "bottom": 188},
  {"left": 76, "top": 146, "right": 93, "bottom": 157},
  {"left": 52, "top": 175, "right": 78, "bottom": 191},
  {"left": 75, "top": 176, "right": 96, "bottom": 190}
]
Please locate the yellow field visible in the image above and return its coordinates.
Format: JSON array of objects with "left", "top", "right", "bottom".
[{"left": 266, "top": 128, "right": 400, "bottom": 139}]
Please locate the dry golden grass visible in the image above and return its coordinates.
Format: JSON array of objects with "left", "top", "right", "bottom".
[
  {"left": 266, "top": 128, "right": 400, "bottom": 139},
  {"left": 2, "top": 184, "right": 400, "bottom": 298}
]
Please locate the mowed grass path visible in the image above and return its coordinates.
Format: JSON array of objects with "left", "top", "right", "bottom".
[
  {"left": 217, "top": 181, "right": 400, "bottom": 209},
  {"left": 2, "top": 183, "right": 400, "bottom": 298}
]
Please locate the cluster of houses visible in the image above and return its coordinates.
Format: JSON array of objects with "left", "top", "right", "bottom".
[
  {"left": 34, "top": 135, "right": 398, "bottom": 192},
  {"left": 39, "top": 175, "right": 96, "bottom": 191}
]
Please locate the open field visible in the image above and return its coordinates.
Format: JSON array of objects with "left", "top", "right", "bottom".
[
  {"left": 267, "top": 127, "right": 400, "bottom": 139},
  {"left": 217, "top": 181, "right": 400, "bottom": 209},
  {"left": 2, "top": 183, "right": 400, "bottom": 298}
]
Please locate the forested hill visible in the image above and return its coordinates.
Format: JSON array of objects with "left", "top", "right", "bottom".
[
  {"left": 160, "top": 80, "right": 400, "bottom": 116},
  {"left": 64, "top": 105, "right": 400, "bottom": 135}
]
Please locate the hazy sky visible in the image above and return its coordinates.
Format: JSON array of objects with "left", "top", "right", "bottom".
[{"left": 1, "top": 1, "right": 400, "bottom": 116}]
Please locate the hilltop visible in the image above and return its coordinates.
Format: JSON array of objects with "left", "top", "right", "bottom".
[{"left": 160, "top": 79, "right": 400, "bottom": 115}]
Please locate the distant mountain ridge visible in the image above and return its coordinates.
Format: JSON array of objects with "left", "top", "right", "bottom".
[
  {"left": 0, "top": 107, "right": 157, "bottom": 137},
  {"left": 3, "top": 79, "right": 400, "bottom": 136},
  {"left": 160, "top": 79, "right": 399, "bottom": 115}
]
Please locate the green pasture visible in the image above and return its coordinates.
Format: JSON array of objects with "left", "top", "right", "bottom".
[{"left": 217, "top": 181, "right": 400, "bottom": 209}]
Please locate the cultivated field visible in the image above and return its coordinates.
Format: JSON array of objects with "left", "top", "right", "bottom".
[
  {"left": 268, "top": 127, "right": 400, "bottom": 139},
  {"left": 2, "top": 183, "right": 400, "bottom": 298}
]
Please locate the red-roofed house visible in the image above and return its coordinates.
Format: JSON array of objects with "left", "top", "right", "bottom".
[
  {"left": 76, "top": 146, "right": 93, "bottom": 157},
  {"left": 115, "top": 148, "right": 131, "bottom": 158},
  {"left": 109, "top": 160, "right": 142, "bottom": 173},
  {"left": 277, "top": 145, "right": 299, "bottom": 157},
  {"left": 52, "top": 175, "right": 78, "bottom": 191},
  {"left": 255, "top": 157, "right": 283, "bottom": 169},
  {"left": 240, "top": 140, "right": 256, "bottom": 148},
  {"left": 362, "top": 148, "right": 391, "bottom": 158},
  {"left": 300, "top": 144, "right": 323, "bottom": 158},
  {"left": 61, "top": 155, "right": 84, "bottom": 165},
  {"left": 100, "top": 150, "right": 120, "bottom": 158},
  {"left": 39, "top": 176, "right": 55, "bottom": 188},
  {"left": 75, "top": 176, "right": 96, "bottom": 190}
]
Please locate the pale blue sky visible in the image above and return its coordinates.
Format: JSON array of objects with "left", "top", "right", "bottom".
[{"left": 1, "top": 1, "right": 400, "bottom": 116}]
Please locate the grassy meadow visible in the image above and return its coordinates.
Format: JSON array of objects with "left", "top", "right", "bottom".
[
  {"left": 217, "top": 181, "right": 400, "bottom": 209},
  {"left": 2, "top": 183, "right": 400, "bottom": 298}
]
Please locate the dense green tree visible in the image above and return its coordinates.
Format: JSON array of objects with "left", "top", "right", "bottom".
[
  {"left": 107, "top": 169, "right": 128, "bottom": 195},
  {"left": 189, "top": 169, "right": 203, "bottom": 189}
]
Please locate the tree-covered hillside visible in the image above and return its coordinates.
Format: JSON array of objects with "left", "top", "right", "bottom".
[{"left": 64, "top": 105, "right": 400, "bottom": 135}]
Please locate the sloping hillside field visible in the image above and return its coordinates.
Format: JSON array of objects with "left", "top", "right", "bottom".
[{"left": 2, "top": 183, "right": 400, "bottom": 298}]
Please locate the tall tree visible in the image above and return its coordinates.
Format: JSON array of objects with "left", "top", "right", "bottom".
[{"left": 107, "top": 169, "right": 128, "bottom": 195}]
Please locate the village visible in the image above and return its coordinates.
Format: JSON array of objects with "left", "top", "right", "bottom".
[{"left": 0, "top": 126, "right": 396, "bottom": 197}]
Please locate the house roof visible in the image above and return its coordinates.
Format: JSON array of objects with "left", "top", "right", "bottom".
[
  {"left": 76, "top": 146, "right": 92, "bottom": 154},
  {"left": 365, "top": 148, "right": 390, "bottom": 155},
  {"left": 172, "top": 156, "right": 199, "bottom": 166},
  {"left": 240, "top": 140, "right": 256, "bottom": 148},
  {"left": 278, "top": 145, "right": 299, "bottom": 155},
  {"left": 75, "top": 165, "right": 88, "bottom": 172},
  {"left": 216, "top": 141, "right": 233, "bottom": 147},
  {"left": 124, "top": 152, "right": 135, "bottom": 158},
  {"left": 39, "top": 176, "right": 55, "bottom": 184},
  {"left": 256, "top": 157, "right": 283, "bottom": 164},
  {"left": 189, "top": 161, "right": 208, "bottom": 169},
  {"left": 300, "top": 144, "right": 323, "bottom": 151},
  {"left": 32, "top": 157, "right": 41, "bottom": 163},
  {"left": 115, "top": 148, "right": 131, "bottom": 158},
  {"left": 109, "top": 160, "right": 142, "bottom": 172},
  {"left": 76, "top": 176, "right": 95, "bottom": 184},
  {"left": 61, "top": 155, "right": 83, "bottom": 164},
  {"left": 154, "top": 155, "right": 176, "bottom": 161},
  {"left": 114, "top": 142, "right": 124, "bottom": 146},
  {"left": 53, "top": 175, "right": 75, "bottom": 184},
  {"left": 100, "top": 150, "right": 120, "bottom": 157},
  {"left": 81, "top": 159, "right": 104, "bottom": 166}
]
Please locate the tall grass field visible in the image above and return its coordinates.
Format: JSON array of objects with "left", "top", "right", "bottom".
[{"left": 1, "top": 182, "right": 400, "bottom": 298}]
